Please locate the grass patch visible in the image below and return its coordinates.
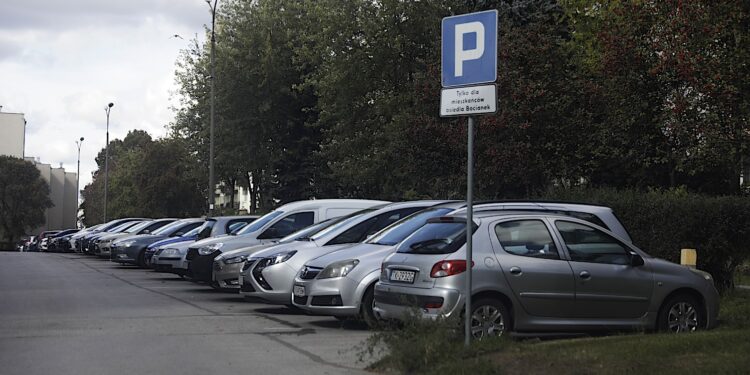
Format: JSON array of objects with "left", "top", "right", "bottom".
[{"left": 365, "top": 290, "right": 750, "bottom": 374}]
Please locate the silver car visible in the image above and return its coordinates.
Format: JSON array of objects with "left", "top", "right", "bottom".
[
  {"left": 213, "top": 218, "right": 341, "bottom": 290},
  {"left": 240, "top": 201, "right": 444, "bottom": 305},
  {"left": 152, "top": 241, "right": 195, "bottom": 276},
  {"left": 374, "top": 211, "right": 720, "bottom": 337},
  {"left": 291, "top": 204, "right": 461, "bottom": 324}
]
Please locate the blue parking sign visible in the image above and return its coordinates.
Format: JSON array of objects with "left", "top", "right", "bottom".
[{"left": 442, "top": 10, "right": 498, "bottom": 88}]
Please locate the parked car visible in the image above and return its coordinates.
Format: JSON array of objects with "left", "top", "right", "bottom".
[
  {"left": 151, "top": 240, "right": 196, "bottom": 276},
  {"left": 373, "top": 211, "right": 720, "bottom": 337},
  {"left": 213, "top": 217, "right": 345, "bottom": 290},
  {"left": 111, "top": 218, "right": 204, "bottom": 267},
  {"left": 69, "top": 224, "right": 104, "bottom": 253},
  {"left": 78, "top": 218, "right": 147, "bottom": 253},
  {"left": 186, "top": 199, "right": 388, "bottom": 284},
  {"left": 94, "top": 218, "right": 177, "bottom": 258},
  {"left": 291, "top": 202, "right": 465, "bottom": 324},
  {"left": 292, "top": 201, "right": 632, "bottom": 326},
  {"left": 34, "top": 230, "right": 60, "bottom": 252},
  {"left": 240, "top": 201, "right": 442, "bottom": 305},
  {"left": 84, "top": 221, "right": 146, "bottom": 254},
  {"left": 47, "top": 229, "right": 80, "bottom": 252},
  {"left": 145, "top": 215, "right": 258, "bottom": 266}
]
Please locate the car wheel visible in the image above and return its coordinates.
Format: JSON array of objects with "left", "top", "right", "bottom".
[
  {"left": 136, "top": 250, "right": 146, "bottom": 268},
  {"left": 470, "top": 298, "right": 510, "bottom": 339},
  {"left": 360, "top": 284, "right": 379, "bottom": 328},
  {"left": 658, "top": 294, "right": 704, "bottom": 333}
]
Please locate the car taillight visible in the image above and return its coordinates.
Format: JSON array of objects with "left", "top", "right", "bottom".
[{"left": 430, "top": 260, "right": 473, "bottom": 278}]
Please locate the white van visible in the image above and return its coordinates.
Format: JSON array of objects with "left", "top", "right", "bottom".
[{"left": 185, "top": 199, "right": 389, "bottom": 282}]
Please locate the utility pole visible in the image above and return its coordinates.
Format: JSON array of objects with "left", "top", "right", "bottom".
[
  {"left": 104, "top": 102, "right": 114, "bottom": 223},
  {"left": 206, "top": 0, "right": 218, "bottom": 216},
  {"left": 75, "top": 137, "right": 84, "bottom": 227}
]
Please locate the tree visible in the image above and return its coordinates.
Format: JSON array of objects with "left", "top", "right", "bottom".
[
  {"left": 81, "top": 131, "right": 205, "bottom": 225},
  {"left": 564, "top": 0, "right": 750, "bottom": 194},
  {"left": 0, "top": 156, "right": 52, "bottom": 244}
]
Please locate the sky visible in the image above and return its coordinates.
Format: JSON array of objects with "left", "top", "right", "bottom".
[{"left": 0, "top": 0, "right": 209, "bottom": 194}]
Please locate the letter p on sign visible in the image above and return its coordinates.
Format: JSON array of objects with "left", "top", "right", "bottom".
[
  {"left": 442, "top": 10, "right": 497, "bottom": 88},
  {"left": 454, "top": 22, "right": 484, "bottom": 77}
]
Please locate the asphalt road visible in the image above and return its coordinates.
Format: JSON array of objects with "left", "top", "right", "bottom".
[{"left": 0, "top": 252, "right": 375, "bottom": 375}]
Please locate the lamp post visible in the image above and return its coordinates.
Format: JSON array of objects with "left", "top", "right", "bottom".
[
  {"left": 206, "top": 0, "right": 218, "bottom": 215},
  {"left": 104, "top": 102, "right": 114, "bottom": 223},
  {"left": 75, "top": 137, "right": 84, "bottom": 228}
]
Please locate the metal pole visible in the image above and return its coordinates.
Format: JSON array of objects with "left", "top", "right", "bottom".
[
  {"left": 208, "top": 0, "right": 218, "bottom": 216},
  {"left": 464, "top": 116, "right": 475, "bottom": 347},
  {"left": 76, "top": 137, "right": 84, "bottom": 228},
  {"left": 104, "top": 103, "right": 113, "bottom": 223}
]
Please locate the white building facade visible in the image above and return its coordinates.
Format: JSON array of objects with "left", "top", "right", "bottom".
[{"left": 1, "top": 109, "right": 78, "bottom": 233}]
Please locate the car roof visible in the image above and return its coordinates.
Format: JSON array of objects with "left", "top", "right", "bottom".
[
  {"left": 208, "top": 215, "right": 260, "bottom": 221},
  {"left": 274, "top": 199, "right": 391, "bottom": 211}
]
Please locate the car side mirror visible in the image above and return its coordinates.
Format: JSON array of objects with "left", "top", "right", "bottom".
[
  {"left": 630, "top": 251, "right": 645, "bottom": 267},
  {"left": 142, "top": 230, "right": 150, "bottom": 234},
  {"left": 172, "top": 231, "right": 184, "bottom": 237}
]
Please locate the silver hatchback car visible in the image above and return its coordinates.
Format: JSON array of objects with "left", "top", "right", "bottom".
[{"left": 374, "top": 211, "right": 720, "bottom": 337}]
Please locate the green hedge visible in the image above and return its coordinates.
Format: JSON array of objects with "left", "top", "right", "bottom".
[{"left": 542, "top": 188, "right": 750, "bottom": 292}]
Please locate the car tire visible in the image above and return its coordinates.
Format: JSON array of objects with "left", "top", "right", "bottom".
[
  {"left": 136, "top": 250, "right": 147, "bottom": 268},
  {"left": 470, "top": 298, "right": 510, "bottom": 339},
  {"left": 361, "top": 284, "right": 379, "bottom": 328},
  {"left": 658, "top": 293, "right": 704, "bottom": 333}
]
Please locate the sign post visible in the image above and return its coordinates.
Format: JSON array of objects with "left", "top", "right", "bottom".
[{"left": 440, "top": 9, "right": 498, "bottom": 347}]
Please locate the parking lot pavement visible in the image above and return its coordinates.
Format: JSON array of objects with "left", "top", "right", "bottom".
[{"left": 0, "top": 252, "right": 374, "bottom": 375}]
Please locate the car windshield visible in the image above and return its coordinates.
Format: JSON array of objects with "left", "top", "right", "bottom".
[
  {"left": 112, "top": 221, "right": 139, "bottom": 232},
  {"left": 183, "top": 225, "right": 204, "bottom": 237},
  {"left": 228, "top": 222, "right": 248, "bottom": 234},
  {"left": 236, "top": 211, "right": 284, "bottom": 235},
  {"left": 192, "top": 220, "right": 215, "bottom": 235},
  {"left": 277, "top": 217, "right": 338, "bottom": 243},
  {"left": 368, "top": 207, "right": 453, "bottom": 246},
  {"left": 125, "top": 221, "right": 153, "bottom": 233},
  {"left": 309, "top": 209, "right": 376, "bottom": 241},
  {"left": 152, "top": 220, "right": 190, "bottom": 236},
  {"left": 396, "top": 221, "right": 476, "bottom": 255}
]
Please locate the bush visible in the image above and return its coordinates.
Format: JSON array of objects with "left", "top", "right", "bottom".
[
  {"left": 543, "top": 187, "right": 750, "bottom": 292},
  {"left": 360, "top": 310, "right": 511, "bottom": 374}
]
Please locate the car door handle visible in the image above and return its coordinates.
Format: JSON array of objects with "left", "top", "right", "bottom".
[
  {"left": 509, "top": 266, "right": 522, "bottom": 275},
  {"left": 579, "top": 270, "right": 591, "bottom": 280}
]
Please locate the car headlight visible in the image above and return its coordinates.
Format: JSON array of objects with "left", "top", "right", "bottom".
[
  {"left": 264, "top": 251, "right": 297, "bottom": 266},
  {"left": 224, "top": 255, "right": 247, "bottom": 264},
  {"left": 198, "top": 243, "right": 223, "bottom": 255},
  {"left": 317, "top": 259, "right": 360, "bottom": 279},
  {"left": 119, "top": 240, "right": 136, "bottom": 247},
  {"left": 690, "top": 268, "right": 713, "bottom": 282}
]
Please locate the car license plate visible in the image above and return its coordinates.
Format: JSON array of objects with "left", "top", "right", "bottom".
[
  {"left": 390, "top": 270, "right": 416, "bottom": 283},
  {"left": 293, "top": 285, "right": 306, "bottom": 297}
]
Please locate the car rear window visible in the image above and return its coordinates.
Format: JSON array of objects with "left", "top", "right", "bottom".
[{"left": 396, "top": 221, "right": 476, "bottom": 255}]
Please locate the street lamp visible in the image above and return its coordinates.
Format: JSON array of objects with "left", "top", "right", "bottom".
[
  {"left": 206, "top": 0, "right": 218, "bottom": 215},
  {"left": 104, "top": 102, "right": 114, "bottom": 223},
  {"left": 75, "top": 137, "right": 84, "bottom": 228}
]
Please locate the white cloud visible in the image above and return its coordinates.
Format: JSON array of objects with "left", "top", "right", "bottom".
[{"left": 0, "top": 1, "right": 210, "bottom": 194}]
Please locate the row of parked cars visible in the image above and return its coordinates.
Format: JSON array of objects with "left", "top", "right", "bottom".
[{"left": 58, "top": 199, "right": 720, "bottom": 337}]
